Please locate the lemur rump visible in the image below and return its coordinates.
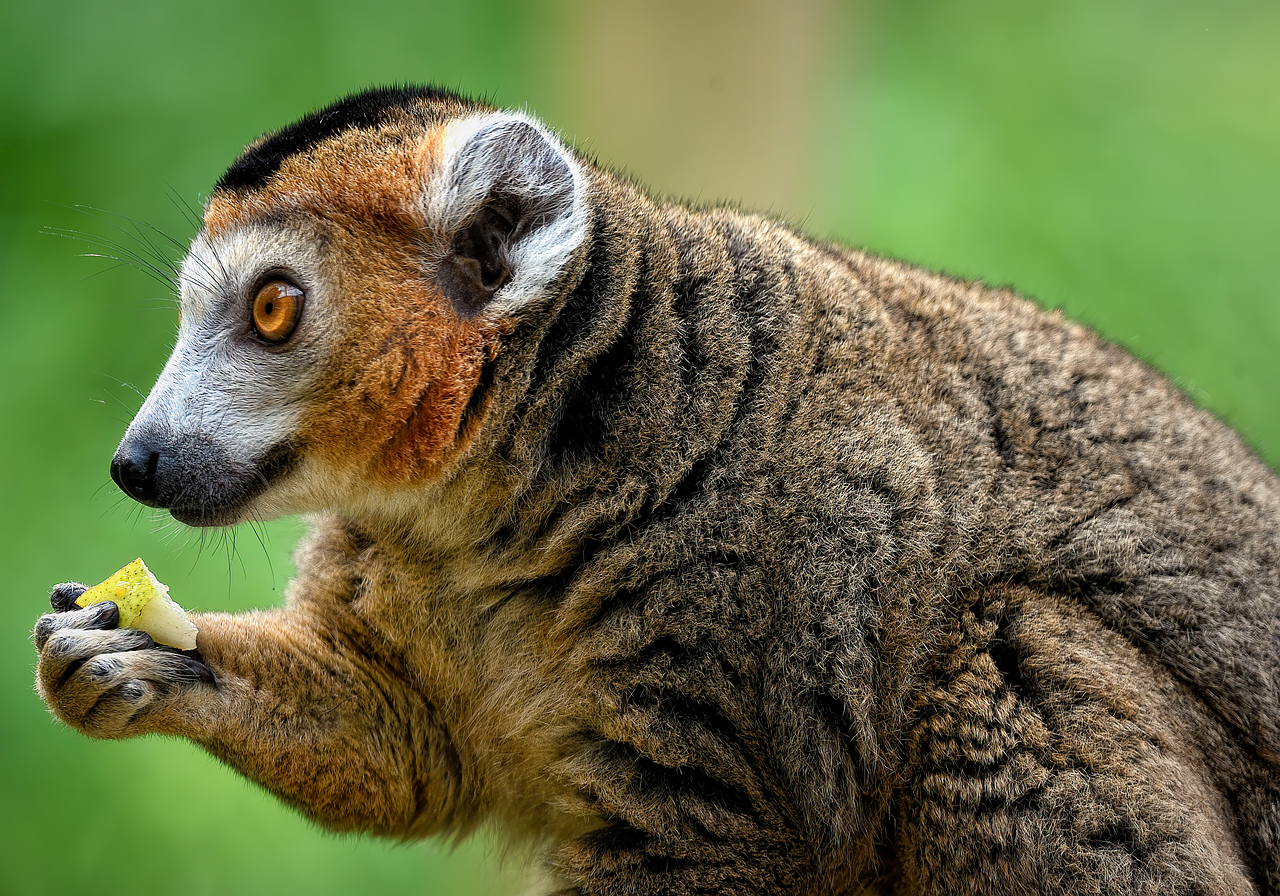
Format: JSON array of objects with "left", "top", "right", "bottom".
[{"left": 35, "top": 87, "right": 1280, "bottom": 894}]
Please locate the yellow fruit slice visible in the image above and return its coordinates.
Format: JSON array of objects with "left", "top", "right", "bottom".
[{"left": 74, "top": 558, "right": 198, "bottom": 650}]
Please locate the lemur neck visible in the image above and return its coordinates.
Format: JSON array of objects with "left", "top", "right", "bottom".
[
  {"left": 447, "top": 178, "right": 799, "bottom": 565},
  {"left": 355, "top": 177, "right": 803, "bottom": 577}
]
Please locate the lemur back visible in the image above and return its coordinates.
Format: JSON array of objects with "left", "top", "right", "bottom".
[{"left": 36, "top": 86, "right": 1280, "bottom": 895}]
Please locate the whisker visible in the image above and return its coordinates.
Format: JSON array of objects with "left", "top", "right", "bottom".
[
  {"left": 100, "top": 371, "right": 148, "bottom": 404},
  {"left": 45, "top": 227, "right": 178, "bottom": 289},
  {"left": 42, "top": 200, "right": 221, "bottom": 298},
  {"left": 51, "top": 206, "right": 180, "bottom": 274},
  {"left": 72, "top": 205, "right": 182, "bottom": 275},
  {"left": 242, "top": 518, "right": 277, "bottom": 589},
  {"left": 166, "top": 186, "right": 205, "bottom": 235}
]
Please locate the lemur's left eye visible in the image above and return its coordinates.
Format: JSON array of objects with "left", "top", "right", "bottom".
[{"left": 252, "top": 280, "right": 304, "bottom": 343}]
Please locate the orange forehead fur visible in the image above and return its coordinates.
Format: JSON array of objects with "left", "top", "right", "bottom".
[
  {"left": 205, "top": 119, "right": 503, "bottom": 487},
  {"left": 204, "top": 117, "right": 440, "bottom": 240}
]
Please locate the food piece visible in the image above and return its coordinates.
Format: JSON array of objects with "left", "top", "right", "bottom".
[{"left": 74, "top": 558, "right": 198, "bottom": 650}]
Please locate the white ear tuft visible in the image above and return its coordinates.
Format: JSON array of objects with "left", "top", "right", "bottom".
[{"left": 426, "top": 112, "right": 588, "bottom": 315}]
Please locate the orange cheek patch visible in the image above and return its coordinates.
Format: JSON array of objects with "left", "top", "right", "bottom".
[
  {"left": 300, "top": 312, "right": 500, "bottom": 487},
  {"left": 370, "top": 325, "right": 496, "bottom": 485},
  {"left": 293, "top": 232, "right": 504, "bottom": 488}
]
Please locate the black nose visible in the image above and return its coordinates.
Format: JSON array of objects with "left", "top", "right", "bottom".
[{"left": 111, "top": 447, "right": 163, "bottom": 506}]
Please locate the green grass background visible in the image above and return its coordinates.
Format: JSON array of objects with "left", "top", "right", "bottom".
[{"left": 1, "top": 1, "right": 1277, "bottom": 894}]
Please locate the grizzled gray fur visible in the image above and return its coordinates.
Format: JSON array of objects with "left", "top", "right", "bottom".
[{"left": 35, "top": 87, "right": 1279, "bottom": 894}]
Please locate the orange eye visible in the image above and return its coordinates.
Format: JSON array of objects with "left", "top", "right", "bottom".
[{"left": 252, "top": 280, "right": 304, "bottom": 343}]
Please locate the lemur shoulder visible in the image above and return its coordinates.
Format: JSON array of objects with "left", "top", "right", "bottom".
[{"left": 35, "top": 86, "right": 1280, "bottom": 895}]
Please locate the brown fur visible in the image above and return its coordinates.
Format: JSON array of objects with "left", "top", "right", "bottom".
[{"left": 35, "top": 88, "right": 1280, "bottom": 894}]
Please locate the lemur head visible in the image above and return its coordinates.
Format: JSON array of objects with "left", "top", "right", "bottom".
[{"left": 111, "top": 86, "right": 589, "bottom": 527}]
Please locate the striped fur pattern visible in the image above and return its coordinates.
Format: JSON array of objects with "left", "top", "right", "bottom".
[{"left": 35, "top": 87, "right": 1280, "bottom": 894}]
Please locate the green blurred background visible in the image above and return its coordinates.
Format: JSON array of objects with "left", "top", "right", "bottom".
[{"left": 2, "top": 1, "right": 1277, "bottom": 893}]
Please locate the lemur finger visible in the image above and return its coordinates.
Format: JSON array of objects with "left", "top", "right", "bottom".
[
  {"left": 49, "top": 582, "right": 88, "bottom": 612},
  {"left": 56, "top": 651, "right": 160, "bottom": 733},
  {"left": 37, "top": 625, "right": 154, "bottom": 691},
  {"left": 81, "top": 677, "right": 161, "bottom": 737},
  {"left": 80, "top": 649, "right": 216, "bottom": 732},
  {"left": 33, "top": 601, "right": 121, "bottom": 651},
  {"left": 172, "top": 652, "right": 216, "bottom": 685}
]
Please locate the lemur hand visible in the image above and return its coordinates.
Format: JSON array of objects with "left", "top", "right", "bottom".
[{"left": 35, "top": 583, "right": 213, "bottom": 738}]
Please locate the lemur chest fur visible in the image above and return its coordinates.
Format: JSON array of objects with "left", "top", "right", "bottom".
[{"left": 314, "top": 515, "right": 599, "bottom": 832}]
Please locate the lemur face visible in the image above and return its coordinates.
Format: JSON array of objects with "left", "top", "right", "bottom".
[
  {"left": 111, "top": 88, "right": 587, "bottom": 526},
  {"left": 111, "top": 217, "right": 335, "bottom": 526}
]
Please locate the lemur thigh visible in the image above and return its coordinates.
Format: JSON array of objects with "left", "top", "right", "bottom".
[{"left": 895, "top": 589, "right": 1255, "bottom": 895}]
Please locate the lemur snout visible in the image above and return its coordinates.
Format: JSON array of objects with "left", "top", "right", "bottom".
[
  {"left": 110, "top": 446, "right": 162, "bottom": 506},
  {"left": 111, "top": 426, "right": 297, "bottom": 527}
]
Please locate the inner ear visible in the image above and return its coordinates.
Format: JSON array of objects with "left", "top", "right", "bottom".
[
  {"left": 426, "top": 112, "right": 587, "bottom": 316},
  {"left": 439, "top": 201, "right": 519, "bottom": 314}
]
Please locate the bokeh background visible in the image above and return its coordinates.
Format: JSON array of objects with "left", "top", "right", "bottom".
[{"left": 2, "top": 1, "right": 1277, "bottom": 893}]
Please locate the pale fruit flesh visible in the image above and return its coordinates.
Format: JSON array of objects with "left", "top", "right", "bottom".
[{"left": 74, "top": 558, "right": 199, "bottom": 650}]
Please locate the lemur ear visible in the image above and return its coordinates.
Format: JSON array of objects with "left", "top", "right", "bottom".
[{"left": 426, "top": 113, "right": 587, "bottom": 315}]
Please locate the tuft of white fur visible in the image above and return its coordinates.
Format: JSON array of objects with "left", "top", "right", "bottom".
[{"left": 425, "top": 111, "right": 588, "bottom": 315}]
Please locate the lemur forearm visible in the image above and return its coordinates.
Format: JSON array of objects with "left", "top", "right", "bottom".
[{"left": 185, "top": 608, "right": 468, "bottom": 837}]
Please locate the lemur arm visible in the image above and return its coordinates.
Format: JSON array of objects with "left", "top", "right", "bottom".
[{"left": 34, "top": 580, "right": 465, "bottom": 839}]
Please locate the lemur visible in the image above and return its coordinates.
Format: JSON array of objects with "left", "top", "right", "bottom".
[{"left": 34, "top": 86, "right": 1280, "bottom": 895}]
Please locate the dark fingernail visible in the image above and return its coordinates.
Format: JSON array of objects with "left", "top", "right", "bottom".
[
  {"left": 50, "top": 582, "right": 88, "bottom": 613},
  {"left": 87, "top": 600, "right": 120, "bottom": 628},
  {"left": 177, "top": 656, "right": 216, "bottom": 685}
]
